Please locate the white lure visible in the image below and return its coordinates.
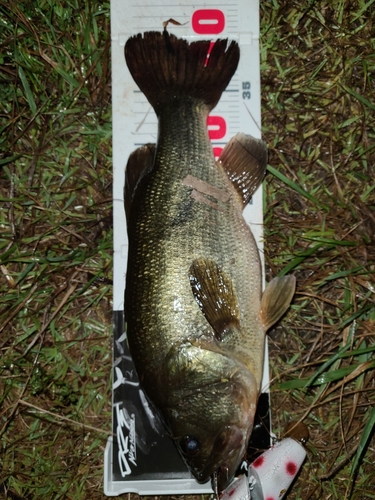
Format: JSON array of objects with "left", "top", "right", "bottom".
[{"left": 220, "top": 437, "right": 307, "bottom": 500}]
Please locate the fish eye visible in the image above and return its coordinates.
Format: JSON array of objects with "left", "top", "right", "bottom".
[{"left": 180, "top": 436, "right": 200, "bottom": 455}]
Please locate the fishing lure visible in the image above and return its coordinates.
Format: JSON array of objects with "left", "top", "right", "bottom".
[{"left": 220, "top": 433, "right": 307, "bottom": 500}]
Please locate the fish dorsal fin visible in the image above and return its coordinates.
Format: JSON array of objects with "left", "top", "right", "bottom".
[
  {"left": 218, "top": 133, "right": 268, "bottom": 206},
  {"left": 260, "top": 275, "right": 296, "bottom": 331},
  {"left": 189, "top": 258, "right": 240, "bottom": 341},
  {"left": 124, "top": 144, "right": 155, "bottom": 223}
]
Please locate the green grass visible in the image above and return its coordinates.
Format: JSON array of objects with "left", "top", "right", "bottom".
[
  {"left": 1, "top": 1, "right": 112, "bottom": 498},
  {"left": 261, "top": 1, "right": 375, "bottom": 498},
  {"left": 1, "top": 0, "right": 374, "bottom": 499}
]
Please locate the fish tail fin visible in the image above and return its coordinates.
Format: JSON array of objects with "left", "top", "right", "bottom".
[{"left": 125, "top": 31, "right": 239, "bottom": 114}]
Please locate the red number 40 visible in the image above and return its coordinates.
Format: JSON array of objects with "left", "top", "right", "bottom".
[{"left": 192, "top": 9, "right": 227, "bottom": 156}]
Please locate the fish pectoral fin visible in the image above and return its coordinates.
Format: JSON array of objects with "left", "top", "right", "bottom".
[
  {"left": 259, "top": 275, "right": 296, "bottom": 331},
  {"left": 189, "top": 258, "right": 241, "bottom": 342},
  {"left": 218, "top": 133, "right": 267, "bottom": 206},
  {"left": 124, "top": 143, "right": 155, "bottom": 223}
]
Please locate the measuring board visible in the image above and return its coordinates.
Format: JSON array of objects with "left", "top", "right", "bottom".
[{"left": 105, "top": 0, "right": 269, "bottom": 496}]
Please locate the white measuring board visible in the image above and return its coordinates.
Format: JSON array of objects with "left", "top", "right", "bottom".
[{"left": 105, "top": 0, "right": 269, "bottom": 496}]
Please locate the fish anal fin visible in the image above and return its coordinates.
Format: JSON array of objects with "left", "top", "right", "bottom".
[
  {"left": 260, "top": 275, "right": 296, "bottom": 331},
  {"left": 218, "top": 133, "right": 267, "bottom": 206},
  {"left": 124, "top": 144, "right": 155, "bottom": 223},
  {"left": 189, "top": 258, "right": 241, "bottom": 342}
]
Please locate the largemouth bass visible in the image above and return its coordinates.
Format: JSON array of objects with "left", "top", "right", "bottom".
[{"left": 124, "top": 31, "right": 295, "bottom": 492}]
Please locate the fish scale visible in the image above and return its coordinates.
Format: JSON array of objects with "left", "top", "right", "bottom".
[{"left": 126, "top": 100, "right": 264, "bottom": 387}]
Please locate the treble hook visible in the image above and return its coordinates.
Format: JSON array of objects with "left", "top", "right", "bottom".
[{"left": 211, "top": 470, "right": 219, "bottom": 500}]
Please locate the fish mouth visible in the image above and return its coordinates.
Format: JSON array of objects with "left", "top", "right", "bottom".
[
  {"left": 212, "top": 461, "right": 241, "bottom": 493},
  {"left": 193, "top": 425, "right": 246, "bottom": 491}
]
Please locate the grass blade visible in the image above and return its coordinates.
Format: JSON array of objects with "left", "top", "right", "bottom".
[
  {"left": 267, "top": 164, "right": 329, "bottom": 209},
  {"left": 17, "top": 66, "right": 37, "bottom": 115}
]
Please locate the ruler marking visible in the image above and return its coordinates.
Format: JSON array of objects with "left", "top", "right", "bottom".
[
  {"left": 131, "top": 14, "right": 189, "bottom": 16},
  {"left": 131, "top": 3, "right": 239, "bottom": 6}
]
